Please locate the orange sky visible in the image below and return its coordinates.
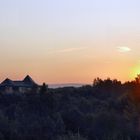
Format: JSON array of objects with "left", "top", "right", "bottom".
[{"left": 0, "top": 34, "right": 139, "bottom": 84}]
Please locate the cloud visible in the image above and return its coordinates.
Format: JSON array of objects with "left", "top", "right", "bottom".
[
  {"left": 57, "top": 47, "right": 86, "bottom": 53},
  {"left": 117, "top": 46, "right": 131, "bottom": 53}
]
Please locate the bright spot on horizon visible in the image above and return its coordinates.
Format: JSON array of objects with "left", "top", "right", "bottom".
[
  {"left": 131, "top": 65, "right": 140, "bottom": 80},
  {"left": 117, "top": 46, "right": 131, "bottom": 53}
]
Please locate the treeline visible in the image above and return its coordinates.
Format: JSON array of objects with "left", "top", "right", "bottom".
[{"left": 0, "top": 76, "right": 140, "bottom": 140}]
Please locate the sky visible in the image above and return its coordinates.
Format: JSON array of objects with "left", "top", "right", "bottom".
[{"left": 0, "top": 0, "right": 140, "bottom": 84}]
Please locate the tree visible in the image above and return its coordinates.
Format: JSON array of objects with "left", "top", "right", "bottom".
[
  {"left": 40, "top": 83, "right": 48, "bottom": 94},
  {"left": 93, "top": 77, "right": 103, "bottom": 86},
  {"left": 135, "top": 74, "right": 140, "bottom": 84},
  {"left": 55, "top": 113, "right": 65, "bottom": 135}
]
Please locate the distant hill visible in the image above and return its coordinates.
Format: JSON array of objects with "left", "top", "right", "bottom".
[{"left": 48, "top": 83, "right": 84, "bottom": 88}]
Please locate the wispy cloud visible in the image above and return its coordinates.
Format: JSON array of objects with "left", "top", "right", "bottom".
[
  {"left": 57, "top": 47, "right": 86, "bottom": 53},
  {"left": 117, "top": 46, "right": 131, "bottom": 53}
]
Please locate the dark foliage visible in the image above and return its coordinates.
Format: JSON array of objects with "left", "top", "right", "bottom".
[{"left": 0, "top": 76, "right": 140, "bottom": 140}]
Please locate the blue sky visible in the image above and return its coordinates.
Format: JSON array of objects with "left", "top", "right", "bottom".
[{"left": 1, "top": 0, "right": 140, "bottom": 35}]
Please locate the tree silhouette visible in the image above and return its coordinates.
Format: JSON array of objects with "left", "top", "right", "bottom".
[
  {"left": 40, "top": 83, "right": 48, "bottom": 94},
  {"left": 135, "top": 74, "right": 140, "bottom": 84}
]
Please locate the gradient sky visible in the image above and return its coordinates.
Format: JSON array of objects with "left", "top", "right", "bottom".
[{"left": 0, "top": 0, "right": 140, "bottom": 84}]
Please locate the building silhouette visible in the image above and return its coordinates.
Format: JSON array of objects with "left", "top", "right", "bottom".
[{"left": 0, "top": 75, "right": 38, "bottom": 94}]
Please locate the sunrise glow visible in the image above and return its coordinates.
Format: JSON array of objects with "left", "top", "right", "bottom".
[{"left": 0, "top": 0, "right": 140, "bottom": 84}]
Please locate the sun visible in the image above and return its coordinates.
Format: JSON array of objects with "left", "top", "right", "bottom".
[{"left": 130, "top": 66, "right": 140, "bottom": 80}]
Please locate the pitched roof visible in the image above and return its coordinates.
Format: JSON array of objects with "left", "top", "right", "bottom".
[
  {"left": 1, "top": 78, "right": 14, "bottom": 86},
  {"left": 23, "top": 75, "right": 37, "bottom": 84},
  {"left": 0, "top": 75, "right": 38, "bottom": 87}
]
